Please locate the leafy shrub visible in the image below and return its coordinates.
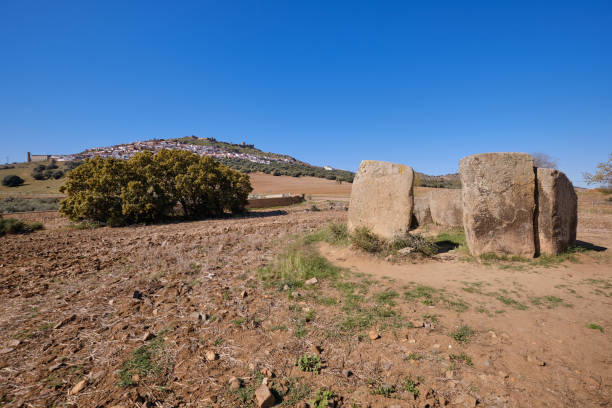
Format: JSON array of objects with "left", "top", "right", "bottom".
[
  {"left": 2, "top": 175, "right": 24, "bottom": 187},
  {"left": 0, "top": 218, "right": 44, "bottom": 236},
  {"left": 64, "top": 160, "right": 84, "bottom": 171},
  {"left": 296, "top": 354, "right": 322, "bottom": 373},
  {"left": 59, "top": 150, "right": 252, "bottom": 225},
  {"left": 32, "top": 165, "right": 64, "bottom": 180},
  {"left": 45, "top": 160, "right": 58, "bottom": 170}
]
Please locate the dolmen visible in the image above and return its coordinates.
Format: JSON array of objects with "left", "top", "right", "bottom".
[{"left": 459, "top": 152, "right": 577, "bottom": 257}]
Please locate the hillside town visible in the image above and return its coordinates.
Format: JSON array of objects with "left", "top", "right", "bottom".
[{"left": 43, "top": 137, "right": 296, "bottom": 165}]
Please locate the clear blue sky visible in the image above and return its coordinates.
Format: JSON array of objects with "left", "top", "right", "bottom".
[{"left": 1, "top": 1, "right": 611, "bottom": 186}]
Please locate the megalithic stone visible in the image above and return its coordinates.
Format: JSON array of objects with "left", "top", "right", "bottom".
[
  {"left": 348, "top": 160, "right": 414, "bottom": 240},
  {"left": 429, "top": 188, "right": 463, "bottom": 227},
  {"left": 459, "top": 153, "right": 536, "bottom": 257},
  {"left": 536, "top": 168, "right": 578, "bottom": 255}
]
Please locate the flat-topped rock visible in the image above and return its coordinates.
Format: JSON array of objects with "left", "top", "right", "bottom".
[
  {"left": 536, "top": 168, "right": 577, "bottom": 255},
  {"left": 429, "top": 188, "right": 462, "bottom": 227},
  {"left": 459, "top": 152, "right": 536, "bottom": 257},
  {"left": 348, "top": 160, "right": 414, "bottom": 240}
]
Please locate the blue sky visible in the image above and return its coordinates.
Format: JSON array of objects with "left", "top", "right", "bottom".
[{"left": 1, "top": 1, "right": 611, "bottom": 186}]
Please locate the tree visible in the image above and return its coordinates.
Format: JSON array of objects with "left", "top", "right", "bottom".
[
  {"left": 584, "top": 153, "right": 612, "bottom": 188},
  {"left": 531, "top": 153, "right": 558, "bottom": 169},
  {"left": 2, "top": 175, "right": 24, "bottom": 187},
  {"left": 59, "top": 150, "right": 253, "bottom": 225}
]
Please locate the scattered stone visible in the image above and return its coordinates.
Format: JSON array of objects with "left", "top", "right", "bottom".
[
  {"left": 411, "top": 320, "right": 424, "bottom": 328},
  {"left": 383, "top": 362, "right": 392, "bottom": 371},
  {"left": 228, "top": 376, "right": 241, "bottom": 390},
  {"left": 142, "top": 331, "right": 154, "bottom": 341},
  {"left": 439, "top": 396, "right": 447, "bottom": 406},
  {"left": 69, "top": 379, "right": 88, "bottom": 395},
  {"left": 398, "top": 247, "right": 413, "bottom": 255},
  {"left": 255, "top": 384, "right": 276, "bottom": 408},
  {"left": 310, "top": 344, "right": 322, "bottom": 355},
  {"left": 368, "top": 330, "right": 380, "bottom": 340},
  {"left": 498, "top": 371, "right": 509, "bottom": 379},
  {"left": 240, "top": 290, "right": 248, "bottom": 298},
  {"left": 445, "top": 370, "right": 456, "bottom": 379},
  {"left": 536, "top": 168, "right": 578, "bottom": 255},
  {"left": 205, "top": 351, "right": 218, "bottom": 361},
  {"left": 407, "top": 336, "right": 417, "bottom": 344},
  {"left": 261, "top": 367, "right": 275, "bottom": 378},
  {"left": 453, "top": 394, "right": 477, "bottom": 407},
  {"left": 347, "top": 160, "right": 415, "bottom": 240},
  {"left": 190, "top": 312, "right": 203, "bottom": 321},
  {"left": 0, "top": 348, "right": 14, "bottom": 354},
  {"left": 132, "top": 290, "right": 143, "bottom": 300},
  {"left": 48, "top": 361, "right": 65, "bottom": 372},
  {"left": 304, "top": 277, "right": 318, "bottom": 285},
  {"left": 459, "top": 152, "right": 536, "bottom": 257},
  {"left": 291, "top": 291, "right": 301, "bottom": 298},
  {"left": 527, "top": 355, "right": 545, "bottom": 366},
  {"left": 342, "top": 369, "right": 353, "bottom": 378},
  {"left": 54, "top": 314, "right": 77, "bottom": 330},
  {"left": 295, "top": 402, "right": 309, "bottom": 408},
  {"left": 283, "top": 284, "right": 289, "bottom": 291}
]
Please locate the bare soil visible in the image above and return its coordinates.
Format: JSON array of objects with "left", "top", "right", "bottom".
[{"left": 0, "top": 193, "right": 610, "bottom": 408}]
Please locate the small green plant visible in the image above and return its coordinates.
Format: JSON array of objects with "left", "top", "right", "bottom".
[
  {"left": 118, "top": 336, "right": 169, "bottom": 387},
  {"left": 296, "top": 354, "right": 322, "bottom": 373},
  {"left": 310, "top": 389, "right": 334, "bottom": 408},
  {"left": 351, "top": 226, "right": 383, "bottom": 253},
  {"left": 405, "top": 352, "right": 422, "bottom": 361},
  {"left": 375, "top": 290, "right": 399, "bottom": 305},
  {"left": 587, "top": 323, "right": 604, "bottom": 333},
  {"left": 328, "top": 222, "right": 349, "bottom": 244},
  {"left": 449, "top": 353, "right": 473, "bottom": 366},
  {"left": 0, "top": 218, "right": 44, "bottom": 236},
  {"left": 233, "top": 318, "right": 245, "bottom": 327},
  {"left": 450, "top": 325, "right": 474, "bottom": 344},
  {"left": 401, "top": 377, "right": 419, "bottom": 397},
  {"left": 370, "top": 384, "right": 396, "bottom": 398}
]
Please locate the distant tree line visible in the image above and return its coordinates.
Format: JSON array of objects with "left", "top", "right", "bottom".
[
  {"left": 217, "top": 157, "right": 355, "bottom": 183},
  {"left": 59, "top": 150, "right": 252, "bottom": 226}
]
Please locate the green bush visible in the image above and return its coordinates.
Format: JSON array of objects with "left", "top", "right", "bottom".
[
  {"left": 350, "top": 227, "right": 438, "bottom": 257},
  {"left": 0, "top": 218, "right": 44, "bottom": 236},
  {"left": 59, "top": 150, "right": 252, "bottom": 225},
  {"left": 2, "top": 175, "right": 24, "bottom": 187}
]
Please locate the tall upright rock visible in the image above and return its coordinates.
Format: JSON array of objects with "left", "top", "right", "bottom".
[
  {"left": 348, "top": 160, "right": 415, "bottom": 240},
  {"left": 413, "top": 195, "right": 433, "bottom": 227},
  {"left": 459, "top": 153, "right": 536, "bottom": 257},
  {"left": 536, "top": 168, "right": 578, "bottom": 255},
  {"left": 429, "top": 189, "right": 463, "bottom": 227}
]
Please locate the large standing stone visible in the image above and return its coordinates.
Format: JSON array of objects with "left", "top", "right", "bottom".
[
  {"left": 413, "top": 195, "right": 432, "bottom": 227},
  {"left": 348, "top": 160, "right": 415, "bottom": 240},
  {"left": 459, "top": 153, "right": 536, "bottom": 257},
  {"left": 429, "top": 189, "right": 463, "bottom": 227},
  {"left": 536, "top": 168, "right": 577, "bottom": 255}
]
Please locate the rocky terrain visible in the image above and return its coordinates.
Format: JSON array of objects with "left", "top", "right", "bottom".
[{"left": 0, "top": 194, "right": 611, "bottom": 407}]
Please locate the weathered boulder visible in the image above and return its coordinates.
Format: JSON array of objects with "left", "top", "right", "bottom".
[
  {"left": 429, "top": 189, "right": 462, "bottom": 227},
  {"left": 459, "top": 153, "right": 536, "bottom": 257},
  {"left": 536, "top": 168, "right": 577, "bottom": 255},
  {"left": 413, "top": 196, "right": 432, "bottom": 227},
  {"left": 348, "top": 160, "right": 415, "bottom": 240}
]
